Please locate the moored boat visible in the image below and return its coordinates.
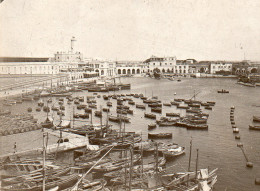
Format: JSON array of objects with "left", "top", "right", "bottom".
[
  {"left": 253, "top": 116, "right": 260, "bottom": 122},
  {"left": 162, "top": 146, "right": 185, "bottom": 159},
  {"left": 249, "top": 125, "right": 260, "bottom": 131},
  {"left": 148, "top": 133, "right": 172, "bottom": 139},
  {"left": 144, "top": 113, "right": 156, "bottom": 119}
]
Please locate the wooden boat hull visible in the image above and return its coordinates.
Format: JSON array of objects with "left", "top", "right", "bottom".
[{"left": 148, "top": 133, "right": 172, "bottom": 139}]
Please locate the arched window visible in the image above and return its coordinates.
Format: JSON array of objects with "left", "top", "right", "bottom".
[
  {"left": 123, "top": 69, "right": 126, "bottom": 74},
  {"left": 118, "top": 69, "right": 121, "bottom": 74},
  {"left": 132, "top": 69, "right": 135, "bottom": 74},
  {"left": 137, "top": 69, "right": 140, "bottom": 74},
  {"left": 101, "top": 70, "right": 104, "bottom": 75},
  {"left": 127, "top": 69, "right": 131, "bottom": 74},
  {"left": 162, "top": 69, "right": 165, "bottom": 73}
]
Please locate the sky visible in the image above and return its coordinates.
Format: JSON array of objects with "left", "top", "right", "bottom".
[{"left": 0, "top": 0, "right": 260, "bottom": 61}]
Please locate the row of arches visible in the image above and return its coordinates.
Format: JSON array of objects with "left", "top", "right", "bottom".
[{"left": 117, "top": 68, "right": 141, "bottom": 75}]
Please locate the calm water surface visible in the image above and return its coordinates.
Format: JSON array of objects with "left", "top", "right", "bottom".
[{"left": 1, "top": 77, "right": 260, "bottom": 191}]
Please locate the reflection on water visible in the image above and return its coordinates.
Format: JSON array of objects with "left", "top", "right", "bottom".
[{"left": 1, "top": 77, "right": 260, "bottom": 191}]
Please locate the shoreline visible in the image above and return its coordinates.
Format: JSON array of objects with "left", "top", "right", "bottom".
[{"left": 0, "top": 75, "right": 238, "bottom": 100}]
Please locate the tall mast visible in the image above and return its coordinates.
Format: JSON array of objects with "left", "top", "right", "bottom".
[
  {"left": 140, "top": 132, "right": 144, "bottom": 179},
  {"left": 42, "top": 132, "right": 48, "bottom": 191},
  {"left": 155, "top": 142, "right": 159, "bottom": 186},
  {"left": 187, "top": 138, "right": 192, "bottom": 186},
  {"left": 195, "top": 149, "right": 199, "bottom": 181},
  {"left": 188, "top": 138, "right": 192, "bottom": 172},
  {"left": 129, "top": 143, "right": 133, "bottom": 190},
  {"left": 100, "top": 106, "right": 103, "bottom": 126},
  {"left": 90, "top": 110, "right": 93, "bottom": 125},
  {"left": 73, "top": 107, "right": 75, "bottom": 128},
  {"left": 106, "top": 109, "right": 109, "bottom": 127}
]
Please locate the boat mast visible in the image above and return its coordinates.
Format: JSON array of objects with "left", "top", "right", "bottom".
[
  {"left": 195, "top": 149, "right": 199, "bottom": 181},
  {"left": 42, "top": 132, "right": 48, "bottom": 191},
  {"left": 187, "top": 138, "right": 192, "bottom": 186},
  {"left": 129, "top": 142, "right": 133, "bottom": 191},
  {"left": 106, "top": 109, "right": 109, "bottom": 127},
  {"left": 100, "top": 106, "right": 103, "bottom": 136},
  {"left": 140, "top": 132, "right": 144, "bottom": 179},
  {"left": 73, "top": 106, "right": 75, "bottom": 128},
  {"left": 124, "top": 148, "right": 128, "bottom": 187},
  {"left": 90, "top": 110, "right": 93, "bottom": 125},
  {"left": 155, "top": 142, "right": 159, "bottom": 186}
]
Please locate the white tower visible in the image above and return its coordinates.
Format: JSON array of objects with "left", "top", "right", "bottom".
[{"left": 71, "top": 36, "right": 76, "bottom": 53}]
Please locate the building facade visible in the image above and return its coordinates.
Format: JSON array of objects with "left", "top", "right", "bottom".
[
  {"left": 116, "top": 61, "right": 143, "bottom": 76},
  {"left": 87, "top": 59, "right": 116, "bottom": 78},
  {"left": 143, "top": 56, "right": 177, "bottom": 73},
  {"left": 210, "top": 61, "right": 232, "bottom": 74},
  {"left": 0, "top": 37, "right": 85, "bottom": 80}
]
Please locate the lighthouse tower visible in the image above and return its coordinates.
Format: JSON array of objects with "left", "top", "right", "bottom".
[{"left": 71, "top": 36, "right": 76, "bottom": 53}]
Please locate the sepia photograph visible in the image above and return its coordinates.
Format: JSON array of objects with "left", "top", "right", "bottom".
[{"left": 0, "top": 0, "right": 260, "bottom": 190}]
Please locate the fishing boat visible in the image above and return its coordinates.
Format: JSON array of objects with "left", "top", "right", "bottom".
[
  {"left": 163, "top": 103, "right": 171, "bottom": 106},
  {"left": 233, "top": 128, "right": 239, "bottom": 133},
  {"left": 249, "top": 125, "right": 260, "bottom": 131},
  {"left": 148, "top": 103, "right": 162, "bottom": 108},
  {"left": 253, "top": 116, "right": 260, "bottom": 122},
  {"left": 144, "top": 113, "right": 156, "bottom": 119},
  {"left": 177, "top": 105, "right": 189, "bottom": 109},
  {"left": 162, "top": 146, "right": 185, "bottom": 159},
  {"left": 1, "top": 174, "right": 79, "bottom": 191},
  {"left": 148, "top": 133, "right": 172, "bottom": 139},
  {"left": 136, "top": 104, "right": 146, "bottom": 109},
  {"left": 1, "top": 167, "right": 71, "bottom": 186},
  {"left": 162, "top": 168, "right": 218, "bottom": 191},
  {"left": 186, "top": 123, "right": 208, "bottom": 130},
  {"left": 151, "top": 107, "right": 162, "bottom": 113},
  {"left": 157, "top": 121, "right": 176, "bottom": 127},
  {"left": 56, "top": 120, "right": 71, "bottom": 129},
  {"left": 41, "top": 117, "right": 54, "bottom": 129},
  {"left": 102, "top": 108, "right": 110, "bottom": 112},
  {"left": 108, "top": 115, "right": 130, "bottom": 123},
  {"left": 148, "top": 123, "right": 156, "bottom": 130},
  {"left": 94, "top": 111, "right": 102, "bottom": 117},
  {"left": 92, "top": 154, "right": 141, "bottom": 173},
  {"left": 217, "top": 89, "right": 229, "bottom": 93},
  {"left": 84, "top": 108, "right": 92, "bottom": 113},
  {"left": 35, "top": 107, "right": 41, "bottom": 112},
  {"left": 205, "top": 106, "right": 213, "bottom": 110},
  {"left": 170, "top": 101, "right": 180, "bottom": 106},
  {"left": 128, "top": 101, "right": 135, "bottom": 105},
  {"left": 80, "top": 179, "right": 107, "bottom": 190},
  {"left": 166, "top": 113, "right": 180, "bottom": 117}
]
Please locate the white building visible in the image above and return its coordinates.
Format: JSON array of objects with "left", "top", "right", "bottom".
[
  {"left": 210, "top": 62, "right": 232, "bottom": 74},
  {"left": 87, "top": 59, "right": 116, "bottom": 77},
  {"left": 116, "top": 61, "right": 143, "bottom": 76},
  {"left": 143, "top": 56, "right": 177, "bottom": 73},
  {"left": 0, "top": 37, "right": 85, "bottom": 80}
]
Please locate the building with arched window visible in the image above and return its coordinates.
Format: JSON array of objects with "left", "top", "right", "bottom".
[
  {"left": 115, "top": 61, "right": 143, "bottom": 76},
  {"left": 143, "top": 55, "right": 177, "bottom": 74}
]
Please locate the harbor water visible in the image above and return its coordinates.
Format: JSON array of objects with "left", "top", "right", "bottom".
[{"left": 1, "top": 77, "right": 260, "bottom": 191}]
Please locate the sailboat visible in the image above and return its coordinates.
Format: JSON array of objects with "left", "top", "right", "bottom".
[{"left": 41, "top": 102, "right": 54, "bottom": 129}]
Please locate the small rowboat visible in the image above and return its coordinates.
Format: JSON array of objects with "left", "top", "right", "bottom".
[
  {"left": 163, "top": 146, "right": 185, "bottom": 159},
  {"left": 249, "top": 125, "right": 260, "bottom": 131},
  {"left": 148, "top": 123, "right": 156, "bottom": 130}
]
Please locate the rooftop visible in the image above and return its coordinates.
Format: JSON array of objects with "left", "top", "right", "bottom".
[{"left": 0, "top": 57, "right": 49, "bottom": 62}]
